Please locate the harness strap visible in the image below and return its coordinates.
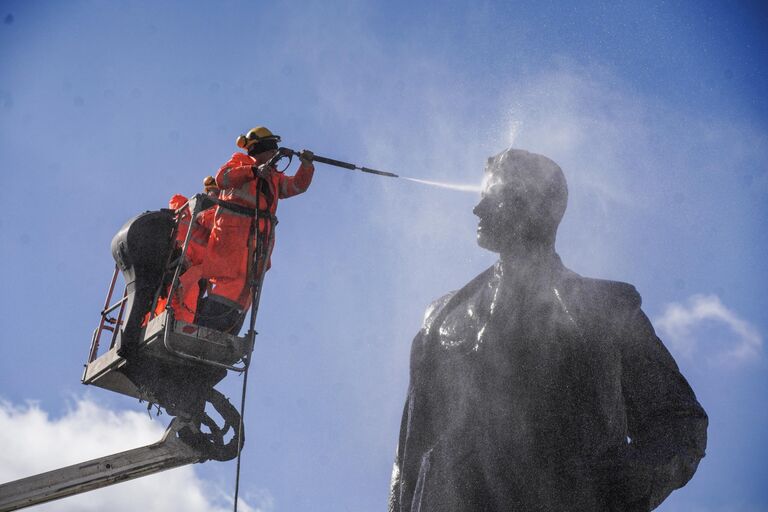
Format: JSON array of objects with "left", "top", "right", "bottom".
[
  {"left": 215, "top": 198, "right": 278, "bottom": 223},
  {"left": 215, "top": 199, "right": 256, "bottom": 217}
]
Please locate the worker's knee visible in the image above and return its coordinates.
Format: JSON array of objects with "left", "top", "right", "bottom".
[{"left": 196, "top": 296, "right": 245, "bottom": 333}]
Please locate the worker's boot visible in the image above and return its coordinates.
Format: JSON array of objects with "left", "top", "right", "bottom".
[{"left": 195, "top": 297, "right": 242, "bottom": 333}]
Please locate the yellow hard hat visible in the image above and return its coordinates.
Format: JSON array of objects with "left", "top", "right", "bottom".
[
  {"left": 203, "top": 175, "right": 217, "bottom": 192},
  {"left": 236, "top": 126, "right": 281, "bottom": 149}
]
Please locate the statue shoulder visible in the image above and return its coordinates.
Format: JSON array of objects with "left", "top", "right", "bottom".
[
  {"left": 559, "top": 271, "right": 642, "bottom": 313},
  {"left": 421, "top": 266, "right": 496, "bottom": 334},
  {"left": 421, "top": 291, "right": 456, "bottom": 333}
]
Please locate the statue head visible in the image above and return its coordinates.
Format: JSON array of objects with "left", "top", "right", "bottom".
[{"left": 473, "top": 149, "right": 568, "bottom": 254}]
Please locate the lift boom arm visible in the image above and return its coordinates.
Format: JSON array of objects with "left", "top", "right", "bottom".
[{"left": 0, "top": 419, "right": 205, "bottom": 512}]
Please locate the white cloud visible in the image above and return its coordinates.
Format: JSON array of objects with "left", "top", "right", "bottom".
[
  {"left": 0, "top": 398, "right": 271, "bottom": 512},
  {"left": 655, "top": 294, "right": 762, "bottom": 365}
]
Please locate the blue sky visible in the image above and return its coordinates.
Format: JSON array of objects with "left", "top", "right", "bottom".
[{"left": 1, "top": 1, "right": 766, "bottom": 511}]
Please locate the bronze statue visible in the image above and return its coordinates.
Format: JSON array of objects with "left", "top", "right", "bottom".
[{"left": 389, "top": 149, "right": 707, "bottom": 512}]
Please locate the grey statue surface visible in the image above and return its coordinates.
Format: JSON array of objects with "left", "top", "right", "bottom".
[{"left": 389, "top": 149, "right": 708, "bottom": 512}]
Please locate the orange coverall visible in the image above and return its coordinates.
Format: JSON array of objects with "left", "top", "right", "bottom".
[
  {"left": 204, "top": 152, "right": 314, "bottom": 310},
  {"left": 165, "top": 194, "right": 215, "bottom": 323}
]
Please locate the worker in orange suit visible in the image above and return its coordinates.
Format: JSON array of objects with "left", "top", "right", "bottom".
[
  {"left": 188, "top": 176, "right": 219, "bottom": 266},
  {"left": 197, "top": 126, "right": 314, "bottom": 332},
  {"left": 162, "top": 177, "right": 220, "bottom": 323}
]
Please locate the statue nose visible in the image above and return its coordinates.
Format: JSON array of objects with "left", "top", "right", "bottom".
[{"left": 473, "top": 196, "right": 491, "bottom": 217}]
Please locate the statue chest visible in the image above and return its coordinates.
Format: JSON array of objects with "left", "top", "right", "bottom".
[{"left": 427, "top": 283, "right": 624, "bottom": 438}]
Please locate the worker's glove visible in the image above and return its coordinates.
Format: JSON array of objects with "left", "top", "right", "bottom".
[{"left": 299, "top": 149, "right": 314, "bottom": 165}]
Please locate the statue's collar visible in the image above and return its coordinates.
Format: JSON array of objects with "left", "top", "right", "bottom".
[{"left": 493, "top": 252, "right": 565, "bottom": 289}]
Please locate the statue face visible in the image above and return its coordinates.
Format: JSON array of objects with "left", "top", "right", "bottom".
[
  {"left": 474, "top": 170, "right": 536, "bottom": 252},
  {"left": 473, "top": 150, "right": 567, "bottom": 254}
]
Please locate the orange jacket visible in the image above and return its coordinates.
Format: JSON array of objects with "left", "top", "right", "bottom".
[
  {"left": 169, "top": 194, "right": 191, "bottom": 245},
  {"left": 168, "top": 193, "right": 215, "bottom": 266},
  {"left": 205, "top": 152, "right": 314, "bottom": 281},
  {"left": 216, "top": 152, "right": 314, "bottom": 230}
]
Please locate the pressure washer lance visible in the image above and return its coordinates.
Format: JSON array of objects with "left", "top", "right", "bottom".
[
  {"left": 263, "top": 147, "right": 482, "bottom": 193},
  {"left": 271, "top": 147, "right": 399, "bottom": 178}
]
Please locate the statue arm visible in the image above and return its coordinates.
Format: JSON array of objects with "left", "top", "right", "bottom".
[
  {"left": 389, "top": 323, "right": 435, "bottom": 512},
  {"left": 388, "top": 281, "right": 483, "bottom": 511},
  {"left": 619, "top": 306, "right": 708, "bottom": 509},
  {"left": 389, "top": 293, "right": 454, "bottom": 512},
  {"left": 388, "top": 397, "right": 409, "bottom": 512}
]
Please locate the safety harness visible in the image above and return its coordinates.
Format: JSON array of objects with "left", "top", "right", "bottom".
[{"left": 214, "top": 182, "right": 278, "bottom": 224}]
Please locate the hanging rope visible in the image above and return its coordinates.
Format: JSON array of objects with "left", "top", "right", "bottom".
[
  {"left": 232, "top": 180, "right": 274, "bottom": 512},
  {"left": 232, "top": 358, "right": 250, "bottom": 511}
]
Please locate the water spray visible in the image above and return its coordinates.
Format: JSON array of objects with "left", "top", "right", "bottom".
[
  {"left": 276, "top": 148, "right": 480, "bottom": 193},
  {"left": 399, "top": 177, "right": 482, "bottom": 193}
]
